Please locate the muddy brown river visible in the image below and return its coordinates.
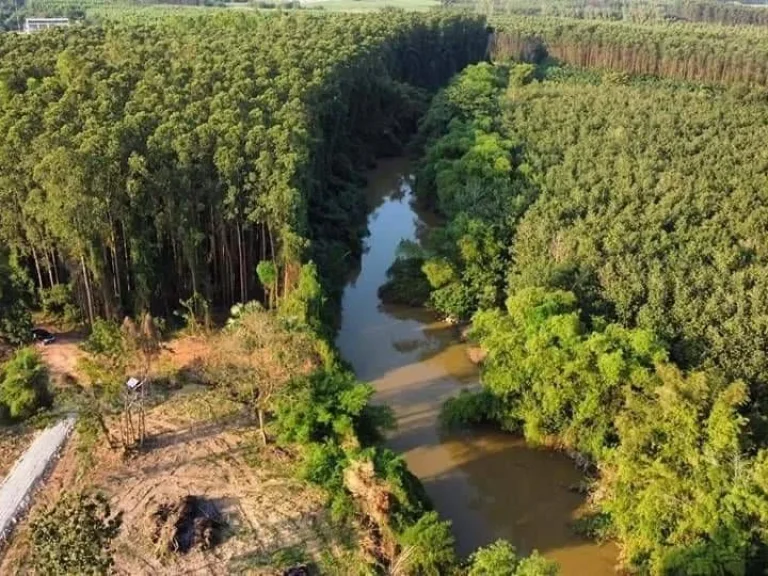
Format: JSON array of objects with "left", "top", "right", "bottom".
[{"left": 336, "top": 158, "right": 618, "bottom": 574}]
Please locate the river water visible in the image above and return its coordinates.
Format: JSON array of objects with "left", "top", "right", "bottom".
[{"left": 336, "top": 158, "right": 618, "bottom": 574}]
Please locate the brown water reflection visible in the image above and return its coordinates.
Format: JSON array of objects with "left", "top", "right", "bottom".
[{"left": 336, "top": 158, "right": 618, "bottom": 575}]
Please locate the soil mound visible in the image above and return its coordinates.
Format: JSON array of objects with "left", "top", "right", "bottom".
[{"left": 151, "top": 495, "right": 224, "bottom": 554}]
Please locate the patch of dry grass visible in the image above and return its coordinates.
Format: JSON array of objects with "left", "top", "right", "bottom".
[{"left": 0, "top": 425, "right": 36, "bottom": 478}]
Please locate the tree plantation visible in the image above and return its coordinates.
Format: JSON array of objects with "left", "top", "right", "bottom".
[
  {"left": 406, "top": 59, "right": 768, "bottom": 573},
  {"left": 492, "top": 14, "right": 768, "bottom": 86},
  {"left": 0, "top": 11, "right": 487, "bottom": 333},
  {"left": 482, "top": 0, "right": 768, "bottom": 27}
]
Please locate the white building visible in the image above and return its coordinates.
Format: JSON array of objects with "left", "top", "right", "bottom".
[{"left": 23, "top": 18, "right": 70, "bottom": 34}]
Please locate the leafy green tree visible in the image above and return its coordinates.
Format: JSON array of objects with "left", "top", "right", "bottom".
[
  {"left": 468, "top": 540, "right": 558, "bottom": 576},
  {"left": 472, "top": 287, "right": 665, "bottom": 459},
  {"left": 0, "top": 347, "right": 50, "bottom": 422},
  {"left": 256, "top": 260, "right": 278, "bottom": 309},
  {"left": 601, "top": 367, "right": 761, "bottom": 574},
  {"left": 206, "top": 303, "right": 321, "bottom": 444},
  {"left": 30, "top": 492, "right": 122, "bottom": 576},
  {"left": 0, "top": 11, "right": 488, "bottom": 327},
  {"left": 0, "top": 249, "right": 33, "bottom": 346},
  {"left": 492, "top": 15, "right": 768, "bottom": 86},
  {"left": 39, "top": 283, "right": 80, "bottom": 324},
  {"left": 275, "top": 367, "right": 393, "bottom": 448},
  {"left": 397, "top": 511, "right": 457, "bottom": 576}
]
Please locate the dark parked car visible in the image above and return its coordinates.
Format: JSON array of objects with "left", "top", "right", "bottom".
[{"left": 31, "top": 328, "right": 56, "bottom": 345}]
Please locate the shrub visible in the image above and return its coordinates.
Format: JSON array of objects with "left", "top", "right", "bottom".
[
  {"left": 39, "top": 283, "right": 80, "bottom": 323},
  {"left": 81, "top": 319, "right": 125, "bottom": 359},
  {"left": 468, "top": 540, "right": 518, "bottom": 576},
  {"left": 372, "top": 448, "right": 431, "bottom": 531},
  {"left": 514, "top": 551, "right": 560, "bottom": 576},
  {"left": 440, "top": 389, "right": 496, "bottom": 430},
  {"left": 299, "top": 441, "right": 348, "bottom": 492},
  {"left": 0, "top": 347, "right": 50, "bottom": 422},
  {"left": 280, "top": 262, "right": 325, "bottom": 331},
  {"left": 0, "top": 250, "right": 33, "bottom": 346},
  {"left": 378, "top": 256, "right": 432, "bottom": 307},
  {"left": 397, "top": 511, "right": 457, "bottom": 576},
  {"left": 275, "top": 368, "right": 393, "bottom": 447},
  {"left": 30, "top": 492, "right": 122, "bottom": 576},
  {"left": 256, "top": 261, "right": 278, "bottom": 309},
  {"left": 468, "top": 540, "right": 558, "bottom": 576}
]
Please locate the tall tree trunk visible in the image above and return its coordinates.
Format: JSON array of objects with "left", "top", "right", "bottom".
[
  {"left": 190, "top": 255, "right": 198, "bottom": 297},
  {"left": 237, "top": 222, "right": 246, "bottom": 303},
  {"left": 260, "top": 222, "right": 267, "bottom": 263},
  {"left": 210, "top": 209, "right": 218, "bottom": 301},
  {"left": 81, "top": 254, "right": 95, "bottom": 325},
  {"left": 100, "top": 244, "right": 116, "bottom": 320},
  {"left": 220, "top": 227, "right": 228, "bottom": 305},
  {"left": 224, "top": 227, "right": 235, "bottom": 305},
  {"left": 45, "top": 247, "right": 55, "bottom": 287},
  {"left": 121, "top": 222, "right": 132, "bottom": 292},
  {"left": 31, "top": 246, "right": 44, "bottom": 290},
  {"left": 267, "top": 222, "right": 278, "bottom": 301},
  {"left": 248, "top": 227, "right": 255, "bottom": 299},
  {"left": 110, "top": 226, "right": 123, "bottom": 304}
]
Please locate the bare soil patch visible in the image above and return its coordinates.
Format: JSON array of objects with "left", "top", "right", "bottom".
[
  {"left": 0, "top": 426, "right": 36, "bottom": 478},
  {"left": 38, "top": 330, "right": 86, "bottom": 385},
  {"left": 0, "top": 392, "right": 361, "bottom": 575},
  {"left": 151, "top": 495, "right": 225, "bottom": 554}
]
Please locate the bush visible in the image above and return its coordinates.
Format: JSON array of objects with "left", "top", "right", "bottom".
[
  {"left": 82, "top": 319, "right": 125, "bottom": 359},
  {"left": 39, "top": 283, "right": 80, "bottom": 323},
  {"left": 0, "top": 347, "right": 51, "bottom": 422},
  {"left": 279, "top": 262, "right": 325, "bottom": 331},
  {"left": 468, "top": 540, "right": 559, "bottom": 576},
  {"left": 440, "top": 389, "right": 496, "bottom": 430},
  {"left": 378, "top": 256, "right": 432, "bottom": 307},
  {"left": 397, "top": 511, "right": 457, "bottom": 576},
  {"left": 299, "top": 441, "right": 348, "bottom": 492},
  {"left": 0, "top": 250, "right": 33, "bottom": 346},
  {"left": 275, "top": 368, "right": 393, "bottom": 447},
  {"left": 30, "top": 492, "right": 122, "bottom": 576},
  {"left": 468, "top": 539, "right": 519, "bottom": 576},
  {"left": 372, "top": 448, "right": 431, "bottom": 531},
  {"left": 514, "top": 551, "right": 560, "bottom": 576}
]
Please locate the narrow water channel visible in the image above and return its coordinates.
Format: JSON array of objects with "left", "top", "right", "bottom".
[{"left": 336, "top": 158, "right": 618, "bottom": 575}]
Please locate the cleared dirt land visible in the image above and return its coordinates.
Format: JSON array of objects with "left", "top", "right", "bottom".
[
  {"left": 0, "top": 426, "right": 36, "bottom": 479},
  {"left": 0, "top": 338, "right": 362, "bottom": 575}
]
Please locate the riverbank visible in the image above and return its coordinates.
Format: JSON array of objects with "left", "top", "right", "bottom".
[{"left": 336, "top": 158, "right": 619, "bottom": 574}]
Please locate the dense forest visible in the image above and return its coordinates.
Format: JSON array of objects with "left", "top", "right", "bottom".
[
  {"left": 479, "top": 0, "right": 768, "bottom": 27},
  {"left": 492, "top": 14, "right": 768, "bottom": 85},
  {"left": 404, "top": 60, "right": 768, "bottom": 574},
  {"left": 4, "top": 3, "right": 768, "bottom": 574},
  {"left": 0, "top": 11, "right": 488, "bottom": 343}
]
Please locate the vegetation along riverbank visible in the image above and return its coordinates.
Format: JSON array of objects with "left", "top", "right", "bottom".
[
  {"left": 0, "top": 9, "right": 558, "bottom": 575},
  {"left": 2, "top": 1, "right": 768, "bottom": 574},
  {"left": 382, "top": 57, "right": 768, "bottom": 574}
]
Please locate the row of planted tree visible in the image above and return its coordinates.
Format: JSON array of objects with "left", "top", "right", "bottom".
[
  {"left": 385, "top": 61, "right": 768, "bottom": 573},
  {"left": 491, "top": 13, "right": 768, "bottom": 86},
  {"left": 0, "top": 10, "right": 488, "bottom": 344},
  {"left": 478, "top": 0, "right": 768, "bottom": 27}
]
